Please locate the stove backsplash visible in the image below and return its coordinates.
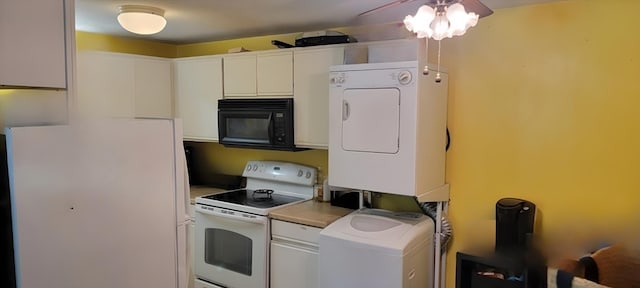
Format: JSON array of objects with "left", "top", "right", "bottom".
[
  {"left": 183, "top": 141, "right": 328, "bottom": 186},
  {"left": 184, "top": 143, "right": 244, "bottom": 189}
]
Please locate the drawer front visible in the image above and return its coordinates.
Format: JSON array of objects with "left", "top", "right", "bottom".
[{"left": 271, "top": 220, "right": 321, "bottom": 244}]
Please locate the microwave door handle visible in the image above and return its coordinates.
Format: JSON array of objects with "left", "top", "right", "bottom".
[{"left": 268, "top": 113, "right": 274, "bottom": 143}]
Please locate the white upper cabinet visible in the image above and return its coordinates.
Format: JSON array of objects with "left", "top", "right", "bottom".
[
  {"left": 134, "top": 58, "right": 173, "bottom": 118},
  {"left": 293, "top": 47, "right": 344, "bottom": 148},
  {"left": 0, "top": 0, "right": 67, "bottom": 89},
  {"left": 76, "top": 51, "right": 173, "bottom": 119},
  {"left": 174, "top": 56, "right": 224, "bottom": 141},
  {"left": 222, "top": 54, "right": 256, "bottom": 96},
  {"left": 257, "top": 52, "right": 294, "bottom": 95},
  {"left": 223, "top": 51, "right": 293, "bottom": 97},
  {"left": 77, "top": 52, "right": 135, "bottom": 118}
]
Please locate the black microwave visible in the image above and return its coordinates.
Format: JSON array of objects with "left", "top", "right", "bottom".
[{"left": 218, "top": 98, "right": 300, "bottom": 151}]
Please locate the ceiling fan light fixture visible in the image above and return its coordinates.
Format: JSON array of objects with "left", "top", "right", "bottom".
[
  {"left": 404, "top": 2, "right": 479, "bottom": 40},
  {"left": 117, "top": 5, "right": 167, "bottom": 35}
]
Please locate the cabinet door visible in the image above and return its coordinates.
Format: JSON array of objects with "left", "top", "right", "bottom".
[
  {"left": 76, "top": 52, "right": 173, "bottom": 119},
  {"left": 174, "top": 57, "right": 223, "bottom": 141},
  {"left": 76, "top": 52, "right": 135, "bottom": 119},
  {"left": 0, "top": 0, "right": 66, "bottom": 88},
  {"left": 223, "top": 54, "right": 256, "bottom": 97},
  {"left": 294, "top": 47, "right": 344, "bottom": 148},
  {"left": 270, "top": 242, "right": 318, "bottom": 288},
  {"left": 342, "top": 88, "right": 400, "bottom": 154},
  {"left": 135, "top": 58, "right": 173, "bottom": 118},
  {"left": 257, "top": 51, "right": 293, "bottom": 96}
]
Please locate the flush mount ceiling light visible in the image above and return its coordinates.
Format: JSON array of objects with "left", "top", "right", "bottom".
[{"left": 117, "top": 5, "right": 167, "bottom": 35}]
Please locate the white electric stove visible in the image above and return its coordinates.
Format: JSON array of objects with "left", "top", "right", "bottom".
[{"left": 193, "top": 160, "right": 317, "bottom": 288}]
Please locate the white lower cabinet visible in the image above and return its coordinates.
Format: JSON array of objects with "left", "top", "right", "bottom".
[{"left": 270, "top": 220, "right": 321, "bottom": 288}]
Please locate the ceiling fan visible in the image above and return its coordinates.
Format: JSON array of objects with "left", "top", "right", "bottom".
[
  {"left": 359, "top": 0, "right": 493, "bottom": 19},
  {"left": 358, "top": 0, "right": 494, "bottom": 82}
]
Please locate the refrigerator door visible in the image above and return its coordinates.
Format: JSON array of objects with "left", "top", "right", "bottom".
[{"left": 6, "top": 118, "right": 187, "bottom": 288}]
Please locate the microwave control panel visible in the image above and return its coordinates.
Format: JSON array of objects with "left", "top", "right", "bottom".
[{"left": 273, "top": 112, "right": 286, "bottom": 144}]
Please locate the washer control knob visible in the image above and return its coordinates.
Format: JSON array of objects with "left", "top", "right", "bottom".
[
  {"left": 252, "top": 165, "right": 258, "bottom": 171},
  {"left": 297, "top": 169, "right": 304, "bottom": 177},
  {"left": 305, "top": 171, "right": 312, "bottom": 179},
  {"left": 398, "top": 71, "right": 412, "bottom": 85}
]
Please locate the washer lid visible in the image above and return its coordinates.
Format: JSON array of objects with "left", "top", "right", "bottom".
[
  {"left": 320, "top": 208, "right": 433, "bottom": 255},
  {"left": 350, "top": 214, "right": 401, "bottom": 232}
]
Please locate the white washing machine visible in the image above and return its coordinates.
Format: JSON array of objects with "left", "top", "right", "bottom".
[{"left": 318, "top": 209, "right": 434, "bottom": 288}]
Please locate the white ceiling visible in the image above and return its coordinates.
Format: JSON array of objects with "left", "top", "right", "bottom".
[{"left": 75, "top": 0, "right": 562, "bottom": 45}]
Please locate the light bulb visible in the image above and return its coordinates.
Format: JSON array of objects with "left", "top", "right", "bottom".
[
  {"left": 404, "top": 5, "right": 435, "bottom": 38},
  {"left": 446, "top": 3, "right": 467, "bottom": 35},
  {"left": 446, "top": 3, "right": 479, "bottom": 36},
  {"left": 430, "top": 13, "right": 450, "bottom": 40}
]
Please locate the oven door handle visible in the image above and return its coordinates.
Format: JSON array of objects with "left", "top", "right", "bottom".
[{"left": 196, "top": 205, "right": 267, "bottom": 225}]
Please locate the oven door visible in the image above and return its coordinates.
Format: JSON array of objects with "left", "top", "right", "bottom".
[{"left": 194, "top": 204, "right": 269, "bottom": 288}]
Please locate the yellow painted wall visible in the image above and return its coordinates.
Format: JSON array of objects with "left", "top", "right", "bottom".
[
  {"left": 176, "top": 33, "right": 298, "bottom": 57},
  {"left": 441, "top": 0, "right": 640, "bottom": 285},
  {"left": 76, "top": 31, "right": 177, "bottom": 57},
  {"left": 185, "top": 142, "right": 328, "bottom": 179}
]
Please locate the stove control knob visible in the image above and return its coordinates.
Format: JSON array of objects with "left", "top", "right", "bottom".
[
  {"left": 297, "top": 169, "right": 304, "bottom": 177},
  {"left": 305, "top": 171, "right": 312, "bottom": 179}
]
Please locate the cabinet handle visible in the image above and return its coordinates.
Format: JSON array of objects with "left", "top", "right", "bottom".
[
  {"left": 271, "top": 236, "right": 318, "bottom": 252},
  {"left": 342, "top": 100, "right": 350, "bottom": 121}
]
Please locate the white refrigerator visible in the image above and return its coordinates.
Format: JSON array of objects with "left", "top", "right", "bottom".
[{"left": 0, "top": 118, "right": 190, "bottom": 288}]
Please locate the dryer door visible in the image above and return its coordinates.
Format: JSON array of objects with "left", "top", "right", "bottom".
[{"left": 341, "top": 88, "right": 400, "bottom": 154}]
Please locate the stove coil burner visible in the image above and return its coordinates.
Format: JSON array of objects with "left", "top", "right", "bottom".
[{"left": 252, "top": 189, "right": 274, "bottom": 201}]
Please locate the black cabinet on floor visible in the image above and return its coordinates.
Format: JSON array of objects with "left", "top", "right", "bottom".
[{"left": 456, "top": 252, "right": 546, "bottom": 288}]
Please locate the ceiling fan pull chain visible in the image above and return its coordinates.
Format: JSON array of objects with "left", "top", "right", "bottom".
[
  {"left": 423, "top": 38, "right": 430, "bottom": 75},
  {"left": 435, "top": 39, "right": 442, "bottom": 83}
]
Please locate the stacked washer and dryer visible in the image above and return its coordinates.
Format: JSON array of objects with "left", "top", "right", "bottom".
[{"left": 321, "top": 40, "right": 449, "bottom": 288}]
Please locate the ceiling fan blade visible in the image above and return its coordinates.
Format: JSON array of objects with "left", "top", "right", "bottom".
[
  {"left": 358, "top": 0, "right": 493, "bottom": 19},
  {"left": 358, "top": 0, "right": 418, "bottom": 17},
  {"left": 460, "top": 0, "right": 493, "bottom": 18}
]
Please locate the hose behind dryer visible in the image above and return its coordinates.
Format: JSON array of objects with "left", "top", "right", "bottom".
[{"left": 418, "top": 201, "right": 453, "bottom": 253}]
